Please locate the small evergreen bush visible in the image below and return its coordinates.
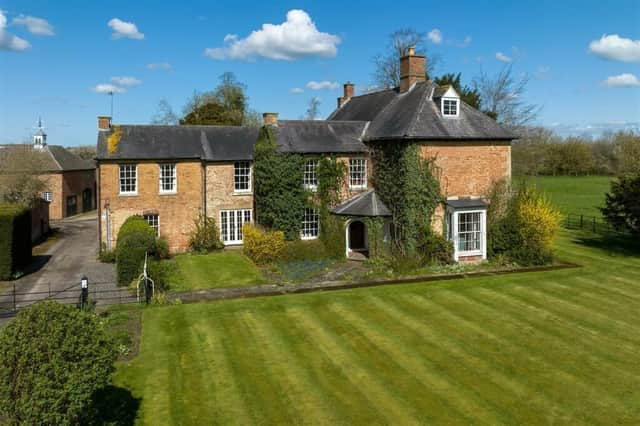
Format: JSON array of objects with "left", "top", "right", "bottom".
[
  {"left": 242, "top": 224, "right": 285, "bottom": 265},
  {"left": 115, "top": 216, "right": 157, "bottom": 286},
  {"left": 601, "top": 173, "right": 640, "bottom": 235},
  {"left": 0, "top": 301, "right": 117, "bottom": 424},
  {"left": 418, "top": 230, "right": 454, "bottom": 265},
  {"left": 0, "top": 204, "right": 31, "bottom": 280},
  {"left": 188, "top": 213, "right": 223, "bottom": 253}
]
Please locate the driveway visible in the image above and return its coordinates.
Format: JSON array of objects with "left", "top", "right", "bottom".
[{"left": 0, "top": 212, "right": 127, "bottom": 318}]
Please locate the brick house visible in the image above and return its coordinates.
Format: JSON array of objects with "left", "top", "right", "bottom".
[
  {"left": 0, "top": 121, "right": 96, "bottom": 220},
  {"left": 96, "top": 48, "right": 514, "bottom": 261}
]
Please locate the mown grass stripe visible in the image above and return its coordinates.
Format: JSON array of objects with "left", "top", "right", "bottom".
[
  {"left": 330, "top": 298, "right": 534, "bottom": 424},
  {"left": 284, "top": 306, "right": 421, "bottom": 425},
  {"left": 240, "top": 311, "right": 340, "bottom": 424},
  {"left": 566, "top": 276, "right": 640, "bottom": 304},
  {"left": 398, "top": 293, "right": 631, "bottom": 421}
]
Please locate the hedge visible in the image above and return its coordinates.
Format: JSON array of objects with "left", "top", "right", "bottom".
[
  {"left": 0, "top": 204, "right": 31, "bottom": 280},
  {"left": 115, "top": 216, "right": 157, "bottom": 286}
]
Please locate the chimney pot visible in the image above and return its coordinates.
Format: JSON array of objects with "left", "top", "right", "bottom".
[
  {"left": 263, "top": 112, "right": 278, "bottom": 126},
  {"left": 98, "top": 116, "right": 112, "bottom": 131},
  {"left": 399, "top": 47, "right": 426, "bottom": 93},
  {"left": 343, "top": 83, "right": 355, "bottom": 99}
]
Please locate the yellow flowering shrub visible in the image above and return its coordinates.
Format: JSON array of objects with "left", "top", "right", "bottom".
[
  {"left": 518, "top": 187, "right": 562, "bottom": 252},
  {"left": 242, "top": 224, "right": 285, "bottom": 265}
]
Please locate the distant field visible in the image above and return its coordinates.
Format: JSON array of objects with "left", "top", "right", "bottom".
[{"left": 519, "top": 175, "right": 611, "bottom": 217}]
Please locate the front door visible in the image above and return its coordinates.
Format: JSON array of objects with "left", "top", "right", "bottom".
[
  {"left": 82, "top": 189, "right": 92, "bottom": 212},
  {"left": 349, "top": 221, "right": 366, "bottom": 250},
  {"left": 66, "top": 195, "right": 77, "bottom": 217}
]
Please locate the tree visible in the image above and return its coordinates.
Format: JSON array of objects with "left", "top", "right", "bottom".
[
  {"left": 0, "top": 144, "right": 50, "bottom": 206},
  {"left": 180, "top": 72, "right": 248, "bottom": 126},
  {"left": 613, "top": 131, "right": 640, "bottom": 174},
  {"left": 150, "top": 98, "right": 179, "bottom": 125},
  {"left": 601, "top": 174, "right": 640, "bottom": 235},
  {"left": 473, "top": 64, "right": 539, "bottom": 128},
  {"left": 372, "top": 28, "right": 440, "bottom": 89},
  {"left": 68, "top": 145, "right": 97, "bottom": 160},
  {"left": 305, "top": 97, "right": 321, "bottom": 120},
  {"left": 0, "top": 301, "right": 117, "bottom": 424},
  {"left": 433, "top": 73, "right": 481, "bottom": 109}
]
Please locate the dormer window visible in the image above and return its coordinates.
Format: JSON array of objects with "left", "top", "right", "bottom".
[{"left": 442, "top": 98, "right": 459, "bottom": 117}]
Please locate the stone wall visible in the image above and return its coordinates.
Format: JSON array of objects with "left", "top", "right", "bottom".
[
  {"left": 205, "top": 162, "right": 253, "bottom": 231},
  {"left": 99, "top": 161, "right": 203, "bottom": 252}
]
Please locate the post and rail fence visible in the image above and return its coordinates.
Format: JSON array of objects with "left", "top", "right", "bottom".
[{"left": 564, "top": 213, "right": 629, "bottom": 236}]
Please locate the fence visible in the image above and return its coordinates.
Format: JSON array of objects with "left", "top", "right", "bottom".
[
  {"left": 0, "top": 281, "right": 137, "bottom": 319},
  {"left": 564, "top": 213, "right": 628, "bottom": 235}
]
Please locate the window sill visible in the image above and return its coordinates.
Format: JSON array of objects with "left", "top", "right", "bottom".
[
  {"left": 457, "top": 250, "right": 482, "bottom": 257},
  {"left": 223, "top": 241, "right": 243, "bottom": 246},
  {"left": 233, "top": 191, "right": 252, "bottom": 196},
  {"left": 301, "top": 235, "right": 319, "bottom": 241},
  {"left": 118, "top": 193, "right": 138, "bottom": 197},
  {"left": 349, "top": 186, "right": 368, "bottom": 191},
  {"left": 304, "top": 185, "right": 318, "bottom": 192},
  {"left": 159, "top": 191, "right": 177, "bottom": 196}
]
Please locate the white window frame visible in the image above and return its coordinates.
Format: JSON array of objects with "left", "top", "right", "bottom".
[
  {"left": 447, "top": 208, "right": 486, "bottom": 261},
  {"left": 442, "top": 97, "right": 459, "bottom": 118},
  {"left": 303, "top": 159, "right": 319, "bottom": 191},
  {"left": 349, "top": 158, "right": 367, "bottom": 190},
  {"left": 159, "top": 163, "right": 177, "bottom": 194},
  {"left": 42, "top": 192, "right": 53, "bottom": 202},
  {"left": 143, "top": 214, "right": 160, "bottom": 237},
  {"left": 118, "top": 164, "right": 137, "bottom": 195},
  {"left": 220, "top": 209, "right": 252, "bottom": 245},
  {"left": 233, "top": 161, "right": 252, "bottom": 193},
  {"left": 301, "top": 208, "right": 320, "bottom": 240}
]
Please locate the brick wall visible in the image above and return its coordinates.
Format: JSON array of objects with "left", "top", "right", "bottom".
[
  {"left": 205, "top": 162, "right": 253, "bottom": 235},
  {"left": 336, "top": 155, "right": 373, "bottom": 203},
  {"left": 420, "top": 142, "right": 511, "bottom": 198},
  {"left": 99, "top": 161, "right": 203, "bottom": 252},
  {"left": 41, "top": 170, "right": 96, "bottom": 219},
  {"left": 41, "top": 173, "right": 63, "bottom": 219}
]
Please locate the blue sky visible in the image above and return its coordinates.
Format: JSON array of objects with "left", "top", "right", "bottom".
[{"left": 1, "top": 0, "right": 639, "bottom": 146}]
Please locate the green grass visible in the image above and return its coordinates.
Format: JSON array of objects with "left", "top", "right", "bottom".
[
  {"left": 520, "top": 175, "right": 611, "bottom": 217},
  {"left": 114, "top": 230, "right": 640, "bottom": 424},
  {"left": 168, "top": 251, "right": 266, "bottom": 292}
]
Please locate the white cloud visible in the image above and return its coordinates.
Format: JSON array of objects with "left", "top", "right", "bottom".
[
  {"left": 495, "top": 51, "right": 512, "bottom": 63},
  {"left": 0, "top": 10, "right": 30, "bottom": 51},
  {"left": 108, "top": 18, "right": 144, "bottom": 40},
  {"left": 204, "top": 9, "right": 340, "bottom": 61},
  {"left": 306, "top": 80, "right": 339, "bottom": 90},
  {"left": 534, "top": 65, "right": 551, "bottom": 80},
  {"left": 110, "top": 76, "right": 142, "bottom": 86},
  {"left": 589, "top": 34, "right": 640, "bottom": 62},
  {"left": 92, "top": 83, "right": 126, "bottom": 94},
  {"left": 147, "top": 62, "right": 172, "bottom": 71},
  {"left": 601, "top": 73, "right": 640, "bottom": 88},
  {"left": 427, "top": 28, "right": 442, "bottom": 44},
  {"left": 290, "top": 87, "right": 304, "bottom": 94},
  {"left": 452, "top": 35, "right": 472, "bottom": 48},
  {"left": 12, "top": 14, "right": 54, "bottom": 36}
]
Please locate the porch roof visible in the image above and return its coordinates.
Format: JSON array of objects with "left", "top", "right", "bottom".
[
  {"left": 446, "top": 199, "right": 488, "bottom": 209},
  {"left": 332, "top": 190, "right": 392, "bottom": 217}
]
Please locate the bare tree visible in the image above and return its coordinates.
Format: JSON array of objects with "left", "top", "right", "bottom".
[
  {"left": 305, "top": 97, "right": 321, "bottom": 120},
  {"left": 473, "top": 65, "right": 540, "bottom": 129},
  {"left": 150, "top": 98, "right": 179, "bottom": 125},
  {"left": 0, "top": 145, "right": 51, "bottom": 206},
  {"left": 372, "top": 28, "right": 440, "bottom": 89}
]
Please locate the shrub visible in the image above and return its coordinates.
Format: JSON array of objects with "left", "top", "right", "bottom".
[
  {"left": 279, "top": 238, "right": 328, "bottom": 262},
  {"left": 98, "top": 243, "right": 116, "bottom": 263},
  {"left": 0, "top": 204, "right": 31, "bottom": 280},
  {"left": 419, "top": 231, "right": 454, "bottom": 265},
  {"left": 115, "top": 216, "right": 157, "bottom": 286},
  {"left": 242, "top": 223, "right": 285, "bottom": 265},
  {"left": 146, "top": 258, "right": 177, "bottom": 291},
  {"left": 189, "top": 213, "right": 223, "bottom": 253},
  {"left": 601, "top": 173, "right": 640, "bottom": 235},
  {"left": 488, "top": 183, "right": 561, "bottom": 266},
  {"left": 0, "top": 301, "right": 117, "bottom": 424}
]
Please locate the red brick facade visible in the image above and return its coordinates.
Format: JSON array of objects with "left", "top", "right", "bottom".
[{"left": 40, "top": 170, "right": 96, "bottom": 220}]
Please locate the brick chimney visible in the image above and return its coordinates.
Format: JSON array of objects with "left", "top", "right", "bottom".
[
  {"left": 263, "top": 112, "right": 278, "bottom": 126},
  {"left": 337, "top": 82, "right": 355, "bottom": 108},
  {"left": 98, "top": 116, "right": 112, "bottom": 131},
  {"left": 399, "top": 46, "right": 426, "bottom": 93}
]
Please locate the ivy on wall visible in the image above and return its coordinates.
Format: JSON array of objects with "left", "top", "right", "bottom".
[
  {"left": 316, "top": 157, "right": 347, "bottom": 258},
  {"left": 253, "top": 127, "right": 306, "bottom": 240},
  {"left": 370, "top": 141, "right": 442, "bottom": 256}
]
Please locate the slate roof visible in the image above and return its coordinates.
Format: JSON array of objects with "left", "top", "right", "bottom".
[
  {"left": 274, "top": 121, "right": 367, "bottom": 153},
  {"left": 332, "top": 190, "right": 392, "bottom": 217},
  {"left": 446, "top": 198, "right": 488, "bottom": 209},
  {"left": 0, "top": 144, "right": 94, "bottom": 172},
  {"left": 329, "top": 81, "right": 516, "bottom": 141}
]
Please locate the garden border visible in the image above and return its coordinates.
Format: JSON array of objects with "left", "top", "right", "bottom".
[{"left": 168, "top": 261, "right": 581, "bottom": 304}]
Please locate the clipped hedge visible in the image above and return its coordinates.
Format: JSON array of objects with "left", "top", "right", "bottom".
[
  {"left": 242, "top": 224, "right": 285, "bottom": 265},
  {"left": 0, "top": 204, "right": 31, "bottom": 280},
  {"left": 115, "top": 216, "right": 156, "bottom": 286}
]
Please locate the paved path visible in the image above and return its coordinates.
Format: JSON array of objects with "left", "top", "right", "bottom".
[{"left": 0, "top": 212, "right": 123, "bottom": 318}]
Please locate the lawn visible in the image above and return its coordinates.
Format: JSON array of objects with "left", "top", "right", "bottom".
[
  {"left": 114, "top": 229, "right": 640, "bottom": 424},
  {"left": 520, "top": 175, "right": 611, "bottom": 217},
  {"left": 167, "top": 251, "right": 266, "bottom": 292}
]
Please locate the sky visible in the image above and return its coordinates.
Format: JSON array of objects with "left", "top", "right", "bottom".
[{"left": 1, "top": 0, "right": 639, "bottom": 147}]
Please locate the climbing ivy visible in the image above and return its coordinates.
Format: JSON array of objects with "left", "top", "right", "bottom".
[
  {"left": 316, "top": 157, "right": 347, "bottom": 258},
  {"left": 253, "top": 126, "right": 307, "bottom": 240},
  {"left": 370, "top": 141, "right": 442, "bottom": 257}
]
